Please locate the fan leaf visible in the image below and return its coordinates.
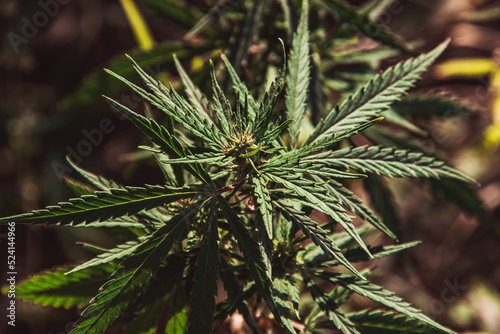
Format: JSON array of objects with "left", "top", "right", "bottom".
[
  {"left": 0, "top": 185, "right": 201, "bottom": 226},
  {"left": 70, "top": 199, "right": 207, "bottom": 334},
  {"left": 4, "top": 264, "right": 115, "bottom": 310},
  {"left": 286, "top": 0, "right": 310, "bottom": 148},
  {"left": 187, "top": 200, "right": 220, "bottom": 334},
  {"left": 305, "top": 40, "right": 448, "bottom": 145}
]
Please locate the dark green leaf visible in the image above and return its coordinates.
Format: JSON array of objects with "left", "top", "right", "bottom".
[
  {"left": 70, "top": 200, "right": 207, "bottom": 334},
  {"left": 391, "top": 94, "right": 474, "bottom": 120},
  {"left": 0, "top": 185, "right": 200, "bottom": 226},
  {"left": 187, "top": 200, "right": 219, "bottom": 334},
  {"left": 217, "top": 196, "right": 284, "bottom": 327},
  {"left": 320, "top": 0, "right": 414, "bottom": 54}
]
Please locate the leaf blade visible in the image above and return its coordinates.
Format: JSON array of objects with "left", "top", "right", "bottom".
[{"left": 286, "top": 0, "right": 310, "bottom": 148}]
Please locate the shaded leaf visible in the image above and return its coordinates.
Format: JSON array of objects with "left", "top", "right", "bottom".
[
  {"left": 391, "top": 94, "right": 474, "bottom": 120},
  {"left": 187, "top": 200, "right": 219, "bottom": 334},
  {"left": 320, "top": 0, "right": 413, "bottom": 54},
  {"left": 70, "top": 200, "right": 207, "bottom": 334}
]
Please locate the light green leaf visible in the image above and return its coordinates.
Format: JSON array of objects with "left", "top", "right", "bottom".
[
  {"left": 348, "top": 309, "right": 450, "bottom": 334},
  {"left": 302, "top": 273, "right": 360, "bottom": 334},
  {"left": 119, "top": 0, "right": 155, "bottom": 51},
  {"left": 166, "top": 284, "right": 188, "bottom": 334},
  {"left": 276, "top": 204, "right": 364, "bottom": 280},
  {"left": 67, "top": 240, "right": 144, "bottom": 274},
  {"left": 305, "top": 40, "right": 449, "bottom": 145},
  {"left": 173, "top": 55, "right": 213, "bottom": 122},
  {"left": 4, "top": 264, "right": 115, "bottom": 310},
  {"left": 306, "top": 145, "right": 475, "bottom": 183},
  {"left": 331, "top": 276, "right": 457, "bottom": 334},
  {"left": 286, "top": 0, "right": 310, "bottom": 149}
]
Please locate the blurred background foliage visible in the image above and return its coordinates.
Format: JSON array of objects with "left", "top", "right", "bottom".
[{"left": 0, "top": 0, "right": 499, "bottom": 333}]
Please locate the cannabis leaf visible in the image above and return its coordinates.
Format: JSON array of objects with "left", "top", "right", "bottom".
[
  {"left": 0, "top": 2, "right": 473, "bottom": 333},
  {"left": 4, "top": 264, "right": 115, "bottom": 310},
  {"left": 286, "top": 0, "right": 310, "bottom": 148},
  {"left": 304, "top": 145, "right": 474, "bottom": 182},
  {"left": 0, "top": 185, "right": 201, "bottom": 226},
  {"left": 305, "top": 39, "right": 449, "bottom": 145},
  {"left": 70, "top": 199, "right": 207, "bottom": 334},
  {"left": 187, "top": 200, "right": 220, "bottom": 334}
]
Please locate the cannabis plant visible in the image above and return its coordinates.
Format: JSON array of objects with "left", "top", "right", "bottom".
[
  {"left": 2, "top": 2, "right": 474, "bottom": 333},
  {"left": 57, "top": 0, "right": 488, "bottom": 235}
]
